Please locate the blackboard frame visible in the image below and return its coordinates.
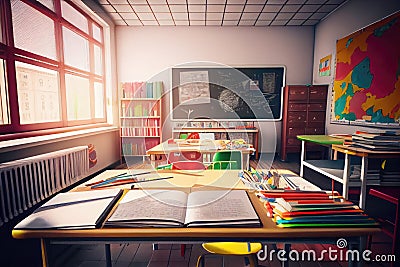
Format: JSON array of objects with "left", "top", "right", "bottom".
[{"left": 170, "top": 66, "right": 286, "bottom": 121}]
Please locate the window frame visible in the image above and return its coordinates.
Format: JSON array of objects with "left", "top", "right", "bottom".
[{"left": 0, "top": 0, "right": 107, "bottom": 137}]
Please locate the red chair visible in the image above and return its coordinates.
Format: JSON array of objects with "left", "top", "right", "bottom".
[
  {"left": 367, "top": 187, "right": 400, "bottom": 259},
  {"left": 167, "top": 151, "right": 202, "bottom": 163},
  {"left": 171, "top": 161, "right": 206, "bottom": 171},
  {"left": 187, "top": 132, "right": 200, "bottom": 139}
]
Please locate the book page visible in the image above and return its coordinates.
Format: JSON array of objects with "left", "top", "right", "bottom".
[
  {"left": 106, "top": 190, "right": 188, "bottom": 227},
  {"left": 185, "top": 190, "right": 260, "bottom": 227}
]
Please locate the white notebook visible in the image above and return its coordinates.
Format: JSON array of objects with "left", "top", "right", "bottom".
[{"left": 14, "top": 189, "right": 122, "bottom": 230}]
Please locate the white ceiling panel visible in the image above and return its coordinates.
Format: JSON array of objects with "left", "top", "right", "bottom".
[
  {"left": 207, "top": 0, "right": 227, "bottom": 4},
  {"left": 169, "top": 5, "right": 187, "bottom": 12},
  {"left": 263, "top": 5, "right": 282, "bottom": 12},
  {"left": 132, "top": 5, "right": 152, "bottom": 12},
  {"left": 136, "top": 13, "right": 156, "bottom": 20},
  {"left": 276, "top": 12, "right": 294, "bottom": 19},
  {"left": 141, "top": 20, "right": 159, "bottom": 25},
  {"left": 271, "top": 20, "right": 288, "bottom": 25},
  {"left": 207, "top": 5, "right": 225, "bottom": 12},
  {"left": 188, "top": 5, "right": 206, "bottom": 12},
  {"left": 223, "top": 20, "right": 239, "bottom": 26},
  {"left": 114, "top": 20, "right": 126, "bottom": 25},
  {"left": 227, "top": 0, "right": 246, "bottom": 4},
  {"left": 189, "top": 12, "right": 206, "bottom": 20},
  {"left": 225, "top": 5, "right": 245, "bottom": 12},
  {"left": 172, "top": 13, "right": 189, "bottom": 20},
  {"left": 239, "top": 20, "right": 256, "bottom": 26},
  {"left": 224, "top": 13, "right": 241, "bottom": 20},
  {"left": 286, "top": 19, "right": 305, "bottom": 25},
  {"left": 298, "top": 5, "right": 320, "bottom": 12},
  {"left": 128, "top": 0, "right": 148, "bottom": 3},
  {"left": 147, "top": 0, "right": 167, "bottom": 4},
  {"left": 175, "top": 20, "right": 189, "bottom": 25},
  {"left": 241, "top": 13, "right": 259, "bottom": 20},
  {"left": 206, "top": 20, "right": 222, "bottom": 25},
  {"left": 113, "top": 5, "right": 133, "bottom": 13},
  {"left": 281, "top": 5, "right": 301, "bottom": 12},
  {"left": 302, "top": 19, "right": 319, "bottom": 25},
  {"left": 101, "top": 5, "right": 116, "bottom": 13},
  {"left": 258, "top": 12, "right": 275, "bottom": 20},
  {"left": 188, "top": 0, "right": 207, "bottom": 4},
  {"left": 159, "top": 20, "right": 175, "bottom": 25},
  {"left": 207, "top": 13, "right": 223, "bottom": 20},
  {"left": 191, "top": 20, "right": 206, "bottom": 25},
  {"left": 293, "top": 12, "right": 312, "bottom": 19},
  {"left": 247, "top": 0, "right": 268, "bottom": 4},
  {"left": 125, "top": 19, "right": 143, "bottom": 26},
  {"left": 154, "top": 13, "right": 173, "bottom": 20},
  {"left": 255, "top": 20, "right": 271, "bottom": 26},
  {"left": 151, "top": 5, "right": 170, "bottom": 12},
  {"left": 243, "top": 5, "right": 264, "bottom": 12},
  {"left": 120, "top": 13, "right": 139, "bottom": 19}
]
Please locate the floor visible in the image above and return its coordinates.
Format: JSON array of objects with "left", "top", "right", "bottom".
[{"left": 1, "top": 153, "right": 395, "bottom": 267}]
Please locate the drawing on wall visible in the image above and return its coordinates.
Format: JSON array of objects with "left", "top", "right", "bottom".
[
  {"left": 178, "top": 71, "right": 210, "bottom": 105},
  {"left": 319, "top": 54, "right": 332, "bottom": 76},
  {"left": 332, "top": 11, "right": 400, "bottom": 127},
  {"left": 262, "top": 73, "right": 276, "bottom": 94}
]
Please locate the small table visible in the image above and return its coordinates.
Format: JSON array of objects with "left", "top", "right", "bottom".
[
  {"left": 146, "top": 139, "right": 255, "bottom": 170},
  {"left": 297, "top": 135, "right": 344, "bottom": 177}
]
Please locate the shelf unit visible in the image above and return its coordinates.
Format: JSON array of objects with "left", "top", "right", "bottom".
[
  {"left": 280, "top": 84, "right": 328, "bottom": 161},
  {"left": 120, "top": 82, "right": 163, "bottom": 158}
]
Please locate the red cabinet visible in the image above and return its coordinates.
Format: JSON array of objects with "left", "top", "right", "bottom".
[{"left": 280, "top": 85, "right": 328, "bottom": 161}]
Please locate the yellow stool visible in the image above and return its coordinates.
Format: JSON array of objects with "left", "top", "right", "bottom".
[{"left": 196, "top": 242, "right": 262, "bottom": 267}]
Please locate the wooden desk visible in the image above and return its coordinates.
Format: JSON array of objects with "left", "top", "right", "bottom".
[
  {"left": 12, "top": 169, "right": 380, "bottom": 267},
  {"left": 13, "top": 192, "right": 378, "bottom": 267},
  {"left": 172, "top": 127, "right": 260, "bottom": 159},
  {"left": 331, "top": 145, "right": 400, "bottom": 209},
  {"left": 146, "top": 139, "right": 255, "bottom": 170}
]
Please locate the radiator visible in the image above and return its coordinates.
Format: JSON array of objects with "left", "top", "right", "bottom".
[{"left": 0, "top": 146, "right": 89, "bottom": 227}]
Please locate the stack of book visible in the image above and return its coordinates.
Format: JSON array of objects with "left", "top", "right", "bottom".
[
  {"left": 257, "top": 190, "right": 378, "bottom": 228},
  {"left": 351, "top": 132, "right": 400, "bottom": 151}
]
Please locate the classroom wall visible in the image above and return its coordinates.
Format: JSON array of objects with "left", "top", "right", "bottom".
[
  {"left": 313, "top": 0, "right": 400, "bottom": 135},
  {"left": 116, "top": 26, "right": 315, "bottom": 153}
]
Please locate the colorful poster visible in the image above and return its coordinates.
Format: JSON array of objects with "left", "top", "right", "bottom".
[
  {"left": 332, "top": 11, "right": 400, "bottom": 127},
  {"left": 319, "top": 54, "right": 331, "bottom": 76}
]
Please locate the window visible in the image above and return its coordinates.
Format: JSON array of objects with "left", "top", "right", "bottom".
[
  {"left": 0, "top": 0, "right": 107, "bottom": 136},
  {"left": 0, "top": 59, "right": 9, "bottom": 125}
]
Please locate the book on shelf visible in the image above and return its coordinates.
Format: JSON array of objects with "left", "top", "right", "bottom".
[
  {"left": 105, "top": 189, "right": 261, "bottom": 228},
  {"left": 14, "top": 189, "right": 123, "bottom": 230}
]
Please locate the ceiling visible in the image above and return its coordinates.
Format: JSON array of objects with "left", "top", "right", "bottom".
[{"left": 97, "top": 0, "right": 348, "bottom": 27}]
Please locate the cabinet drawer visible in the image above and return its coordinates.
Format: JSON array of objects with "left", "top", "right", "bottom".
[
  {"left": 288, "top": 87, "right": 308, "bottom": 101},
  {"left": 288, "top": 103, "right": 307, "bottom": 111},
  {"left": 288, "top": 127, "right": 305, "bottom": 137},
  {"left": 309, "top": 87, "right": 327, "bottom": 100},
  {"left": 305, "top": 127, "right": 325, "bottom": 135},
  {"left": 287, "top": 137, "right": 301, "bottom": 146},
  {"left": 307, "top": 121, "right": 325, "bottom": 128},
  {"left": 287, "top": 112, "right": 307, "bottom": 124},
  {"left": 307, "top": 103, "right": 326, "bottom": 111},
  {"left": 308, "top": 111, "right": 325, "bottom": 122}
]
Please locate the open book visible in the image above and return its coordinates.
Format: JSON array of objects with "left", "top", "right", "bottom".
[
  {"left": 105, "top": 190, "right": 261, "bottom": 227},
  {"left": 14, "top": 189, "right": 123, "bottom": 230}
]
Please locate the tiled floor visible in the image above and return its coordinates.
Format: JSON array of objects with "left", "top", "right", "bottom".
[{"left": 1, "top": 155, "right": 396, "bottom": 267}]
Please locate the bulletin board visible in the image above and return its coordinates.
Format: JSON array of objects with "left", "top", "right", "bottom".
[
  {"left": 332, "top": 11, "right": 400, "bottom": 128},
  {"left": 171, "top": 66, "right": 285, "bottom": 121}
]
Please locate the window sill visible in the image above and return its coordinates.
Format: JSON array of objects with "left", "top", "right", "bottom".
[{"left": 0, "top": 126, "right": 118, "bottom": 153}]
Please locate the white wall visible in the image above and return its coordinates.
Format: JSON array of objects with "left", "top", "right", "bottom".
[
  {"left": 116, "top": 26, "right": 315, "bottom": 153},
  {"left": 313, "top": 0, "right": 400, "bottom": 135}
]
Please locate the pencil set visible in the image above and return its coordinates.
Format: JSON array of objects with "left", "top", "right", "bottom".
[{"left": 258, "top": 190, "right": 378, "bottom": 228}]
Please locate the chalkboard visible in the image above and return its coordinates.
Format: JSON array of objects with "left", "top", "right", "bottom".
[{"left": 171, "top": 67, "right": 285, "bottom": 121}]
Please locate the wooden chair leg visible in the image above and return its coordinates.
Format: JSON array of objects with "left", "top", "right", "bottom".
[{"left": 180, "top": 244, "right": 186, "bottom": 257}]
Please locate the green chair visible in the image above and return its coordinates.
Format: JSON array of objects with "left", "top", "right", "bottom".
[{"left": 208, "top": 150, "right": 242, "bottom": 170}]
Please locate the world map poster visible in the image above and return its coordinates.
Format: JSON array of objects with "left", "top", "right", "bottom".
[{"left": 332, "top": 11, "right": 400, "bottom": 127}]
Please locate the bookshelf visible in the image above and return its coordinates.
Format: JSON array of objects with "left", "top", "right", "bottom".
[
  {"left": 120, "top": 82, "right": 163, "bottom": 159},
  {"left": 172, "top": 121, "right": 259, "bottom": 159}
]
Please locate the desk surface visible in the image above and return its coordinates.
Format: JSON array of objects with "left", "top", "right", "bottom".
[
  {"left": 13, "top": 168, "right": 380, "bottom": 241},
  {"left": 297, "top": 135, "right": 344, "bottom": 145},
  {"left": 12, "top": 192, "right": 379, "bottom": 241},
  {"left": 332, "top": 144, "right": 400, "bottom": 157},
  {"left": 146, "top": 139, "right": 255, "bottom": 155},
  {"left": 71, "top": 169, "right": 249, "bottom": 192}
]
